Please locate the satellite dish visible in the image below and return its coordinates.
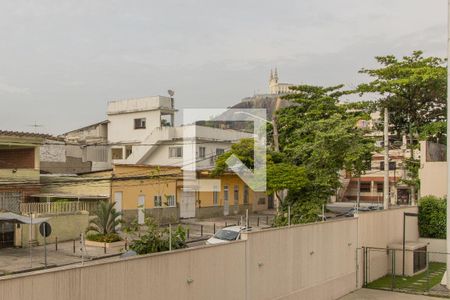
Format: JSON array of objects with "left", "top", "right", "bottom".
[{"left": 168, "top": 89, "right": 175, "bottom": 97}]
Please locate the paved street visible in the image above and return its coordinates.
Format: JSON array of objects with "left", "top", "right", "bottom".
[
  {"left": 0, "top": 240, "right": 122, "bottom": 275},
  {"left": 340, "top": 289, "right": 442, "bottom": 300}
]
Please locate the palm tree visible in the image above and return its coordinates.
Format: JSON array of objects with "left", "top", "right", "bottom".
[{"left": 86, "top": 201, "right": 122, "bottom": 235}]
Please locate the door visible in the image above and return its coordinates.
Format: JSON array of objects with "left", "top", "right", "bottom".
[
  {"left": 138, "top": 195, "right": 145, "bottom": 224},
  {"left": 224, "top": 185, "right": 229, "bottom": 216},
  {"left": 268, "top": 195, "right": 274, "bottom": 209},
  {"left": 180, "top": 191, "right": 196, "bottom": 218},
  {"left": 114, "top": 192, "right": 123, "bottom": 230},
  {"left": 0, "top": 223, "right": 14, "bottom": 248}
]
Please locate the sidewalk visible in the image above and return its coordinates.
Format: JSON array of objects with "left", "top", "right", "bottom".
[
  {"left": 0, "top": 240, "right": 122, "bottom": 275},
  {"left": 340, "top": 289, "right": 441, "bottom": 299}
]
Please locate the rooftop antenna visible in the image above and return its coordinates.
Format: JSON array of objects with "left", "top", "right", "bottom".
[{"left": 27, "top": 121, "right": 44, "bottom": 132}]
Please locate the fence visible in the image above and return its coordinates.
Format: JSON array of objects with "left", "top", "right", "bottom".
[
  {"left": 19, "top": 201, "right": 100, "bottom": 215},
  {"left": 363, "top": 246, "right": 449, "bottom": 297}
]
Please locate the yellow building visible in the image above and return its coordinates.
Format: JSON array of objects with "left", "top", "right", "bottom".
[{"left": 111, "top": 164, "right": 268, "bottom": 223}]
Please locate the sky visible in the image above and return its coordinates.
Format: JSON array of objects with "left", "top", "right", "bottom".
[{"left": 0, "top": 0, "right": 447, "bottom": 134}]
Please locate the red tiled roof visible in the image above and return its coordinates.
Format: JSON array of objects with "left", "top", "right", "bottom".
[{"left": 0, "top": 130, "right": 52, "bottom": 139}]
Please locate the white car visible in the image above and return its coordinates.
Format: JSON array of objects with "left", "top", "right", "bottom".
[{"left": 206, "top": 226, "right": 248, "bottom": 245}]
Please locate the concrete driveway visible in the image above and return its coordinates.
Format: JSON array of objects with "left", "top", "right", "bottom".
[{"left": 340, "top": 289, "right": 441, "bottom": 300}]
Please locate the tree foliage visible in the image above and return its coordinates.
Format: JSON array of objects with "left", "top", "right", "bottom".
[
  {"left": 357, "top": 51, "right": 446, "bottom": 139},
  {"left": 277, "top": 84, "right": 375, "bottom": 204},
  {"left": 214, "top": 85, "right": 374, "bottom": 225},
  {"left": 418, "top": 196, "right": 446, "bottom": 239}
]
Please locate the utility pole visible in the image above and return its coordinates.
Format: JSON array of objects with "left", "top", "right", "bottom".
[
  {"left": 273, "top": 97, "right": 281, "bottom": 210},
  {"left": 446, "top": 0, "right": 450, "bottom": 289},
  {"left": 383, "top": 107, "right": 390, "bottom": 210}
]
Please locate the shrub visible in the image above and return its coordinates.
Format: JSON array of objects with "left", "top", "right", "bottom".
[
  {"left": 86, "top": 233, "right": 122, "bottom": 243},
  {"left": 129, "top": 217, "right": 187, "bottom": 255},
  {"left": 418, "top": 195, "right": 446, "bottom": 239}
]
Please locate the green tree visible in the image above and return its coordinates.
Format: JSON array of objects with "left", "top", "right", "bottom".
[
  {"left": 86, "top": 201, "right": 122, "bottom": 235},
  {"left": 358, "top": 51, "right": 446, "bottom": 200},
  {"left": 214, "top": 85, "right": 374, "bottom": 225},
  {"left": 276, "top": 85, "right": 374, "bottom": 206},
  {"left": 358, "top": 51, "right": 446, "bottom": 141}
]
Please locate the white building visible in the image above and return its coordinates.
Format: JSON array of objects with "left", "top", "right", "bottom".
[
  {"left": 60, "top": 95, "right": 252, "bottom": 171},
  {"left": 107, "top": 96, "right": 252, "bottom": 168}
]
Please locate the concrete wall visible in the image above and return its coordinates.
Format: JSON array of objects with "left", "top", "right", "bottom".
[
  {"left": 241, "top": 218, "right": 358, "bottom": 300},
  {"left": 0, "top": 207, "right": 418, "bottom": 300},
  {"left": 419, "top": 161, "right": 447, "bottom": 198},
  {"left": 16, "top": 212, "right": 89, "bottom": 247},
  {"left": 419, "top": 238, "right": 447, "bottom": 263}
]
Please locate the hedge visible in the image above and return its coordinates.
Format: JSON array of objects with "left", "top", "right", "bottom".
[{"left": 418, "top": 195, "right": 446, "bottom": 239}]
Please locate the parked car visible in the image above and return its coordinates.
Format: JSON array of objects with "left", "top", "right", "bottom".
[
  {"left": 367, "top": 205, "right": 383, "bottom": 210},
  {"left": 344, "top": 207, "right": 371, "bottom": 217},
  {"left": 206, "top": 226, "right": 248, "bottom": 245}
]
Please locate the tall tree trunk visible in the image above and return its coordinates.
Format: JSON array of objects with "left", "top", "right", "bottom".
[{"left": 409, "top": 122, "right": 416, "bottom": 205}]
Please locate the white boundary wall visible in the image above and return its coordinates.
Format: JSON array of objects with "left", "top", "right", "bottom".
[
  {"left": 419, "top": 238, "right": 447, "bottom": 263},
  {"left": 0, "top": 207, "right": 417, "bottom": 300}
]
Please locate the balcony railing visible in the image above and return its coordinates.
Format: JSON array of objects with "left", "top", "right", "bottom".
[{"left": 20, "top": 201, "right": 101, "bottom": 215}]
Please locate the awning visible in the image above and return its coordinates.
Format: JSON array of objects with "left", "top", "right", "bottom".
[
  {"left": 0, "top": 212, "right": 49, "bottom": 224},
  {"left": 30, "top": 193, "right": 109, "bottom": 200}
]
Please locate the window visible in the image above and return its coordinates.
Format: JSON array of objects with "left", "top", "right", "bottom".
[
  {"left": 125, "top": 145, "right": 133, "bottom": 158},
  {"left": 244, "top": 185, "right": 249, "bottom": 204},
  {"left": 199, "top": 147, "right": 206, "bottom": 158},
  {"left": 376, "top": 183, "right": 383, "bottom": 193},
  {"left": 213, "top": 186, "right": 219, "bottom": 206},
  {"left": 234, "top": 185, "right": 239, "bottom": 205},
  {"left": 111, "top": 148, "right": 123, "bottom": 159},
  {"left": 223, "top": 185, "right": 229, "bottom": 201},
  {"left": 216, "top": 148, "right": 225, "bottom": 156},
  {"left": 166, "top": 195, "right": 176, "bottom": 207},
  {"left": 134, "top": 118, "right": 146, "bottom": 129},
  {"left": 360, "top": 182, "right": 371, "bottom": 193},
  {"left": 169, "top": 147, "right": 183, "bottom": 158},
  {"left": 380, "top": 161, "right": 396, "bottom": 171},
  {"left": 154, "top": 195, "right": 162, "bottom": 207}
]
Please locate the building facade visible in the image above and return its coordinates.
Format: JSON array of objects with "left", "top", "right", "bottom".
[
  {"left": 419, "top": 141, "right": 447, "bottom": 198},
  {"left": 110, "top": 164, "right": 268, "bottom": 224},
  {"left": 0, "top": 131, "right": 48, "bottom": 247}
]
